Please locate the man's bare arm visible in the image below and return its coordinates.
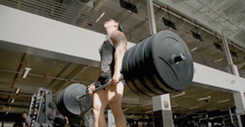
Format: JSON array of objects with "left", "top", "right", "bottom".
[
  {"left": 52, "top": 108, "right": 56, "bottom": 118},
  {"left": 110, "top": 31, "right": 127, "bottom": 84}
]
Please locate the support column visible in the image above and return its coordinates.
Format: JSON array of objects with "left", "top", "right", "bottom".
[
  {"left": 108, "top": 110, "right": 116, "bottom": 127},
  {"left": 233, "top": 91, "right": 245, "bottom": 127},
  {"left": 152, "top": 94, "right": 174, "bottom": 127},
  {"left": 228, "top": 107, "right": 234, "bottom": 125},
  {"left": 221, "top": 31, "right": 240, "bottom": 76},
  {"left": 235, "top": 108, "right": 243, "bottom": 127},
  {"left": 146, "top": 0, "right": 157, "bottom": 35}
]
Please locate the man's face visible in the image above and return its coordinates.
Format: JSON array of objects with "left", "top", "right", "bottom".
[
  {"left": 104, "top": 19, "right": 118, "bottom": 29},
  {"left": 22, "top": 113, "right": 27, "bottom": 118}
]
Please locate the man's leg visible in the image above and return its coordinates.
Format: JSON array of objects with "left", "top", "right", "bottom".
[
  {"left": 107, "top": 81, "right": 126, "bottom": 127},
  {"left": 93, "top": 90, "right": 108, "bottom": 127}
]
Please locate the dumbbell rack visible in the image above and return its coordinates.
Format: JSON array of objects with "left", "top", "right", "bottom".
[
  {"left": 29, "top": 88, "right": 45, "bottom": 127},
  {"left": 28, "top": 87, "right": 53, "bottom": 127}
]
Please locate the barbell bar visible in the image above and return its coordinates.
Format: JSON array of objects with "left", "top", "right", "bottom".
[
  {"left": 56, "top": 30, "right": 194, "bottom": 117},
  {"left": 75, "top": 51, "right": 185, "bottom": 102},
  {"left": 76, "top": 76, "right": 124, "bottom": 101}
]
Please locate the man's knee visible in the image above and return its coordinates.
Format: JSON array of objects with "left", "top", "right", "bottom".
[
  {"left": 109, "top": 102, "right": 122, "bottom": 115},
  {"left": 93, "top": 104, "right": 101, "bottom": 114}
]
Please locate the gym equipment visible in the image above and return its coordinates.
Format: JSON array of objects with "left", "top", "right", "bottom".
[
  {"left": 56, "top": 83, "right": 93, "bottom": 117},
  {"left": 47, "top": 112, "right": 54, "bottom": 120},
  {"left": 28, "top": 88, "right": 53, "bottom": 127},
  {"left": 123, "top": 30, "right": 193, "bottom": 97},
  {"left": 56, "top": 30, "right": 194, "bottom": 117}
]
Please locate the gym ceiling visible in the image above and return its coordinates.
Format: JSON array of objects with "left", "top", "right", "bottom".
[{"left": 0, "top": 0, "right": 245, "bottom": 120}]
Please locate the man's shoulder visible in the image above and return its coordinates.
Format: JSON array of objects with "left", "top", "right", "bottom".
[{"left": 110, "top": 30, "right": 127, "bottom": 44}]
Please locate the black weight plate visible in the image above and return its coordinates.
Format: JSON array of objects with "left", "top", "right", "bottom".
[
  {"left": 64, "top": 83, "right": 92, "bottom": 116},
  {"left": 140, "top": 35, "right": 170, "bottom": 94},
  {"left": 57, "top": 83, "right": 92, "bottom": 117},
  {"left": 152, "top": 30, "right": 194, "bottom": 91},
  {"left": 134, "top": 38, "right": 162, "bottom": 96},
  {"left": 128, "top": 41, "right": 155, "bottom": 97},
  {"left": 123, "top": 45, "right": 150, "bottom": 97},
  {"left": 56, "top": 90, "right": 66, "bottom": 115}
]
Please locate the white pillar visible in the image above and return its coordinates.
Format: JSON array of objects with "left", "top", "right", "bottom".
[
  {"left": 89, "top": 115, "right": 94, "bottom": 127},
  {"left": 152, "top": 94, "right": 174, "bottom": 127},
  {"left": 146, "top": 0, "right": 157, "bottom": 35},
  {"left": 221, "top": 31, "right": 240, "bottom": 76},
  {"left": 108, "top": 110, "right": 116, "bottom": 127}
]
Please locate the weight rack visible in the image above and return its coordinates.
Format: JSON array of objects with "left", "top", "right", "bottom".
[{"left": 28, "top": 88, "right": 53, "bottom": 127}]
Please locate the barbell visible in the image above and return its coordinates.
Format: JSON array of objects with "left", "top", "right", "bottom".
[{"left": 56, "top": 30, "right": 194, "bottom": 117}]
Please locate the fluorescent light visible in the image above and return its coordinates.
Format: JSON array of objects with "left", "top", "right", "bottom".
[
  {"left": 15, "top": 88, "right": 20, "bottom": 94},
  {"left": 122, "top": 108, "right": 128, "bottom": 112},
  {"left": 128, "top": 114, "right": 135, "bottom": 117},
  {"left": 197, "top": 96, "right": 211, "bottom": 101},
  {"left": 171, "top": 104, "right": 178, "bottom": 107},
  {"left": 220, "top": 108, "right": 228, "bottom": 112},
  {"left": 217, "top": 99, "right": 230, "bottom": 104},
  {"left": 22, "top": 67, "right": 31, "bottom": 78},
  {"left": 214, "top": 58, "right": 223, "bottom": 63},
  {"left": 171, "top": 92, "right": 185, "bottom": 98},
  {"left": 189, "top": 106, "right": 199, "bottom": 110},
  {"left": 11, "top": 99, "right": 15, "bottom": 103},
  {"left": 140, "top": 102, "right": 152, "bottom": 107},
  {"left": 191, "top": 47, "right": 198, "bottom": 52},
  {"left": 145, "top": 110, "right": 153, "bottom": 113},
  {"left": 95, "top": 12, "right": 105, "bottom": 23},
  {"left": 206, "top": 107, "right": 216, "bottom": 111}
]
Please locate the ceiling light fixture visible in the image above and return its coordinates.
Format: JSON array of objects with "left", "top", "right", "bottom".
[
  {"left": 220, "top": 108, "right": 228, "bottom": 112},
  {"left": 95, "top": 11, "right": 105, "bottom": 23},
  {"left": 206, "top": 107, "right": 216, "bottom": 111},
  {"left": 119, "top": 0, "right": 138, "bottom": 13},
  {"left": 140, "top": 102, "right": 152, "bottom": 107},
  {"left": 11, "top": 98, "right": 15, "bottom": 103},
  {"left": 122, "top": 108, "right": 129, "bottom": 112},
  {"left": 214, "top": 58, "right": 224, "bottom": 63},
  {"left": 191, "top": 47, "right": 198, "bottom": 52},
  {"left": 197, "top": 96, "right": 211, "bottom": 101},
  {"left": 15, "top": 88, "right": 21, "bottom": 94},
  {"left": 171, "top": 92, "right": 185, "bottom": 98},
  {"left": 217, "top": 99, "right": 230, "bottom": 104},
  {"left": 171, "top": 104, "right": 178, "bottom": 107},
  {"left": 191, "top": 22, "right": 203, "bottom": 42},
  {"left": 189, "top": 106, "right": 199, "bottom": 110},
  {"left": 145, "top": 110, "right": 153, "bottom": 113},
  {"left": 22, "top": 67, "right": 31, "bottom": 78}
]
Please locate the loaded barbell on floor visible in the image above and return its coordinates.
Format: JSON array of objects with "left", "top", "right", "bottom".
[{"left": 56, "top": 30, "right": 194, "bottom": 117}]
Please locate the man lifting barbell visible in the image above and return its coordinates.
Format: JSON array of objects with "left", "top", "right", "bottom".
[
  {"left": 87, "top": 19, "right": 127, "bottom": 127},
  {"left": 56, "top": 19, "right": 194, "bottom": 125}
]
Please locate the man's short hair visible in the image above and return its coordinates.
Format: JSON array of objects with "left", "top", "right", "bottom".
[
  {"left": 21, "top": 111, "right": 27, "bottom": 115},
  {"left": 112, "top": 18, "right": 123, "bottom": 32}
]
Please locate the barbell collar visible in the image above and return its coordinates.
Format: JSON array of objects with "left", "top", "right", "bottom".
[{"left": 173, "top": 53, "right": 186, "bottom": 64}]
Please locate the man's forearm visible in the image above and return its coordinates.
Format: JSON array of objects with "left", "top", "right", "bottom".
[
  {"left": 114, "top": 52, "right": 123, "bottom": 75},
  {"left": 114, "top": 47, "right": 126, "bottom": 76}
]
